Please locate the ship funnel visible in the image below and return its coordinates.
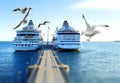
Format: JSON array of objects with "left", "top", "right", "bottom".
[
  {"left": 28, "top": 20, "right": 34, "bottom": 25},
  {"left": 63, "top": 20, "right": 69, "bottom": 27},
  {"left": 27, "top": 20, "right": 35, "bottom": 29}
]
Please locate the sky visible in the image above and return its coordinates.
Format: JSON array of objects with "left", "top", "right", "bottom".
[{"left": 0, "top": 0, "right": 120, "bottom": 41}]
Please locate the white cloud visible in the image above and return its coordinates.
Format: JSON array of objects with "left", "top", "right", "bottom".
[{"left": 71, "top": 0, "right": 120, "bottom": 10}]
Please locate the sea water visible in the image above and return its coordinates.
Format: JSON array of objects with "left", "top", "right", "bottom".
[
  {"left": 56, "top": 42, "right": 120, "bottom": 83},
  {"left": 0, "top": 41, "right": 120, "bottom": 83},
  {"left": 0, "top": 41, "right": 40, "bottom": 83}
]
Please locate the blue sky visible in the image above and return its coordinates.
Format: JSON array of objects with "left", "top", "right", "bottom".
[{"left": 0, "top": 0, "right": 120, "bottom": 41}]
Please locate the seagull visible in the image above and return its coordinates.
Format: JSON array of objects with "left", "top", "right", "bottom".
[
  {"left": 81, "top": 14, "right": 109, "bottom": 41},
  {"left": 13, "top": 7, "right": 29, "bottom": 14},
  {"left": 13, "top": 7, "right": 32, "bottom": 29},
  {"left": 37, "top": 21, "right": 50, "bottom": 28}
]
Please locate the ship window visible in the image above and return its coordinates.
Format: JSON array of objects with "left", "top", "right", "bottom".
[
  {"left": 61, "top": 44, "right": 64, "bottom": 45},
  {"left": 17, "top": 34, "right": 20, "bottom": 36},
  {"left": 19, "top": 34, "right": 25, "bottom": 36}
]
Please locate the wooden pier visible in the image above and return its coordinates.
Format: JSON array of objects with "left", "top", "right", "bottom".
[{"left": 27, "top": 50, "right": 70, "bottom": 83}]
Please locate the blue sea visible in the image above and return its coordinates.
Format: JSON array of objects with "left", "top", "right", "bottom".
[{"left": 0, "top": 41, "right": 120, "bottom": 83}]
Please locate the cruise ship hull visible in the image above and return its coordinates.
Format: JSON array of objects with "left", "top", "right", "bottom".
[
  {"left": 58, "top": 45, "right": 80, "bottom": 50},
  {"left": 13, "top": 44, "right": 41, "bottom": 51},
  {"left": 54, "top": 43, "right": 80, "bottom": 50}
]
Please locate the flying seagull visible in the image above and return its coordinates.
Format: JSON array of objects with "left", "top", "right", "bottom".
[
  {"left": 13, "top": 7, "right": 30, "bottom": 14},
  {"left": 13, "top": 7, "right": 32, "bottom": 29},
  {"left": 37, "top": 21, "right": 50, "bottom": 28},
  {"left": 81, "top": 14, "right": 109, "bottom": 41}
]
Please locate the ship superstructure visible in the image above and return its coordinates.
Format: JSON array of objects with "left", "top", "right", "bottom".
[
  {"left": 52, "top": 21, "right": 81, "bottom": 50},
  {"left": 13, "top": 20, "right": 43, "bottom": 51}
]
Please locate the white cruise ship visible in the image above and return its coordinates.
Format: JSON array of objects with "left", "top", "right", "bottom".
[
  {"left": 13, "top": 20, "right": 43, "bottom": 51},
  {"left": 52, "top": 20, "right": 81, "bottom": 50}
]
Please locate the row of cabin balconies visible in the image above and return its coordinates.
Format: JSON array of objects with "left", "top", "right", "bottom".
[
  {"left": 15, "top": 36, "right": 42, "bottom": 40},
  {"left": 16, "top": 31, "right": 40, "bottom": 34},
  {"left": 13, "top": 40, "right": 42, "bottom": 44},
  {"left": 58, "top": 43, "right": 80, "bottom": 45},
  {"left": 56, "top": 38, "right": 80, "bottom": 41}
]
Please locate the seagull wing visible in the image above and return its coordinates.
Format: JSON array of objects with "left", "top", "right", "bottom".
[
  {"left": 45, "top": 21, "right": 50, "bottom": 23},
  {"left": 92, "top": 25, "right": 109, "bottom": 27},
  {"left": 82, "top": 14, "right": 91, "bottom": 31},
  {"left": 38, "top": 23, "right": 42, "bottom": 28},
  {"left": 42, "top": 21, "right": 50, "bottom": 25},
  {"left": 13, "top": 8, "right": 21, "bottom": 12},
  {"left": 13, "top": 20, "right": 23, "bottom": 29},
  {"left": 13, "top": 19, "right": 28, "bottom": 29},
  {"left": 23, "top": 7, "right": 32, "bottom": 20},
  {"left": 91, "top": 25, "right": 109, "bottom": 30}
]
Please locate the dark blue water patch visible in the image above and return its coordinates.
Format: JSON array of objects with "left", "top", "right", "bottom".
[
  {"left": 0, "top": 41, "right": 41, "bottom": 83},
  {"left": 55, "top": 51, "right": 81, "bottom": 83},
  {"left": 56, "top": 42, "right": 120, "bottom": 83},
  {"left": 1, "top": 41, "right": 120, "bottom": 83}
]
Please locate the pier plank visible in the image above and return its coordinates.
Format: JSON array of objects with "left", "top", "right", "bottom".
[{"left": 30, "top": 50, "right": 65, "bottom": 83}]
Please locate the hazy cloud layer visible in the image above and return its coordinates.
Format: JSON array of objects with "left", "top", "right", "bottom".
[{"left": 71, "top": 0, "right": 120, "bottom": 10}]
